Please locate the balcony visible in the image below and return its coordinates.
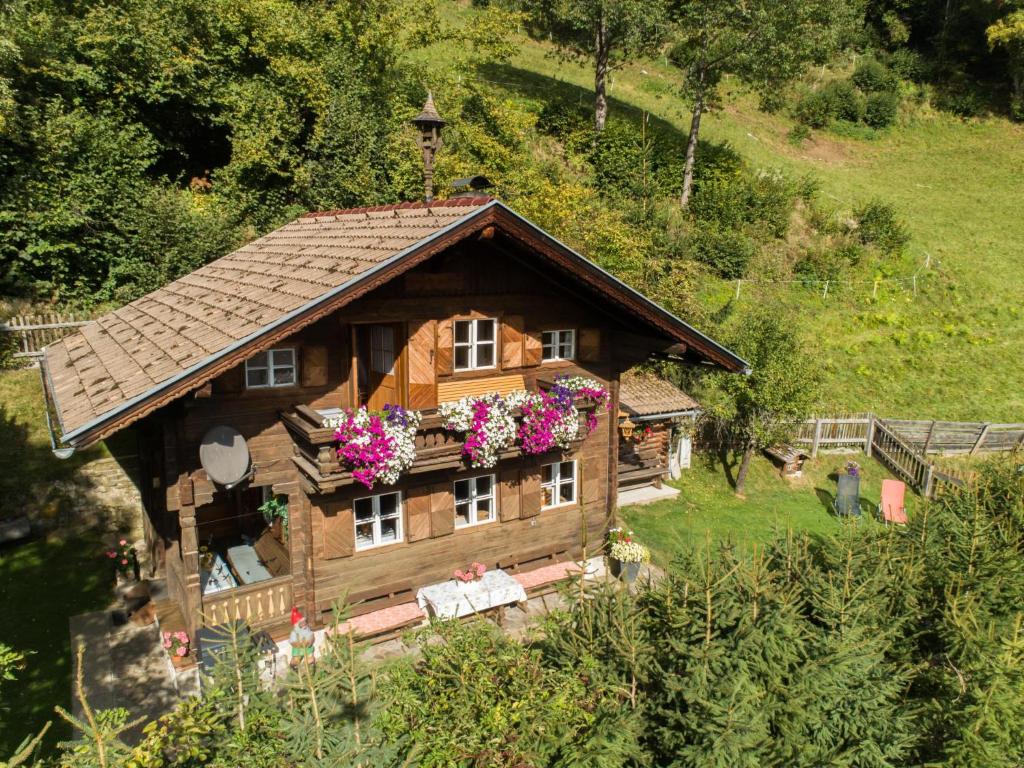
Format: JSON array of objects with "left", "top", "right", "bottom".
[{"left": 281, "top": 394, "right": 601, "bottom": 494}]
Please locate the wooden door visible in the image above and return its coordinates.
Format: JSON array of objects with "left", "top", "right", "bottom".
[{"left": 356, "top": 323, "right": 405, "bottom": 410}]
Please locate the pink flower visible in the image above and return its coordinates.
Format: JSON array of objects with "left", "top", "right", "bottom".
[
  {"left": 175, "top": 631, "right": 188, "bottom": 642},
  {"left": 473, "top": 562, "right": 486, "bottom": 577},
  {"left": 175, "top": 646, "right": 187, "bottom": 657},
  {"left": 163, "top": 638, "right": 172, "bottom": 649},
  {"left": 106, "top": 551, "right": 116, "bottom": 559},
  {"left": 120, "top": 558, "right": 129, "bottom": 565},
  {"left": 118, "top": 539, "right": 127, "bottom": 546}
]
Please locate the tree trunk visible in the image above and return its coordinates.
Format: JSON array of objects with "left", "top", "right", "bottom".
[
  {"left": 735, "top": 443, "right": 754, "bottom": 496},
  {"left": 594, "top": 16, "right": 609, "bottom": 132},
  {"left": 680, "top": 88, "right": 704, "bottom": 208}
]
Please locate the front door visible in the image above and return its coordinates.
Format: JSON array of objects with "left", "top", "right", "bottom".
[{"left": 355, "top": 323, "right": 404, "bottom": 410}]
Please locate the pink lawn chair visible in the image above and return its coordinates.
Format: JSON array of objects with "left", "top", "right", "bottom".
[{"left": 879, "top": 479, "right": 907, "bottom": 525}]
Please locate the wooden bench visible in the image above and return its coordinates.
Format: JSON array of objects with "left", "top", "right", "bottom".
[{"left": 332, "top": 602, "right": 426, "bottom": 644}]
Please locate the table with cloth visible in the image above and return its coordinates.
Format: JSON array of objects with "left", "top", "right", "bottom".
[{"left": 416, "top": 569, "right": 528, "bottom": 619}]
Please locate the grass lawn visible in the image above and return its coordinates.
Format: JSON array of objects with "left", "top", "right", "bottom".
[
  {"left": 0, "top": 369, "right": 116, "bottom": 755},
  {"left": 0, "top": 534, "right": 114, "bottom": 755},
  {"left": 620, "top": 452, "right": 924, "bottom": 565}
]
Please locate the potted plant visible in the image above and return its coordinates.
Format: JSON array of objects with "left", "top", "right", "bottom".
[
  {"left": 607, "top": 528, "right": 649, "bottom": 584},
  {"left": 453, "top": 562, "right": 487, "bottom": 589},
  {"left": 105, "top": 538, "right": 138, "bottom": 586},
  {"left": 258, "top": 495, "right": 289, "bottom": 542},
  {"left": 162, "top": 630, "right": 191, "bottom": 668}
]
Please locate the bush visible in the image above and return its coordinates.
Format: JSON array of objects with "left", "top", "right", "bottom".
[
  {"left": 864, "top": 91, "right": 899, "bottom": 128},
  {"left": 852, "top": 57, "right": 897, "bottom": 93},
  {"left": 795, "top": 89, "right": 836, "bottom": 128},
  {"left": 788, "top": 123, "right": 811, "bottom": 145},
  {"left": 823, "top": 79, "right": 866, "bottom": 122},
  {"left": 536, "top": 100, "right": 591, "bottom": 138},
  {"left": 689, "top": 223, "right": 757, "bottom": 278},
  {"left": 933, "top": 82, "right": 986, "bottom": 118},
  {"left": 795, "top": 239, "right": 865, "bottom": 280},
  {"left": 854, "top": 199, "right": 910, "bottom": 254},
  {"left": 888, "top": 49, "right": 926, "bottom": 82}
]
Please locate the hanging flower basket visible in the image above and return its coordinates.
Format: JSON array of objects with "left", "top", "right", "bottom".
[{"left": 324, "top": 405, "right": 421, "bottom": 489}]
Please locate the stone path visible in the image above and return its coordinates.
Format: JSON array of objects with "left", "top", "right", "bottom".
[{"left": 69, "top": 611, "right": 184, "bottom": 743}]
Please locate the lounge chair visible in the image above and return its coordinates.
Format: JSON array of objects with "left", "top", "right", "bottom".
[
  {"left": 879, "top": 479, "right": 908, "bottom": 525},
  {"left": 834, "top": 474, "right": 861, "bottom": 517}
]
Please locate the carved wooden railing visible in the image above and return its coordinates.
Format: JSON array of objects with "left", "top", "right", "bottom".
[
  {"left": 282, "top": 397, "right": 600, "bottom": 492},
  {"left": 201, "top": 575, "right": 292, "bottom": 628}
]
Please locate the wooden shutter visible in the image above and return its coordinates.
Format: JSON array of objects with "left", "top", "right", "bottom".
[
  {"left": 520, "top": 466, "right": 542, "bottom": 518},
  {"left": 501, "top": 315, "right": 524, "bottom": 370},
  {"left": 406, "top": 485, "right": 432, "bottom": 542},
  {"left": 436, "top": 319, "right": 454, "bottom": 376},
  {"left": 321, "top": 499, "right": 354, "bottom": 559},
  {"left": 301, "top": 345, "right": 329, "bottom": 387},
  {"left": 581, "top": 454, "right": 604, "bottom": 506},
  {"left": 429, "top": 482, "right": 454, "bottom": 537},
  {"left": 407, "top": 319, "right": 437, "bottom": 409},
  {"left": 578, "top": 328, "right": 601, "bottom": 362},
  {"left": 213, "top": 364, "right": 244, "bottom": 394},
  {"left": 523, "top": 330, "right": 543, "bottom": 367},
  {"left": 499, "top": 468, "right": 521, "bottom": 522}
]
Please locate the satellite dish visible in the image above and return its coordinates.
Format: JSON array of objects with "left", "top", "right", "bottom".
[{"left": 199, "top": 426, "right": 251, "bottom": 489}]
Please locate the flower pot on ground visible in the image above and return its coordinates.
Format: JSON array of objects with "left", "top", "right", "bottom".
[
  {"left": 106, "top": 538, "right": 138, "bottom": 585},
  {"left": 607, "top": 527, "right": 650, "bottom": 584},
  {"left": 163, "top": 630, "right": 191, "bottom": 668}
]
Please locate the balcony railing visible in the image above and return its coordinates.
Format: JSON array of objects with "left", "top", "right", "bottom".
[
  {"left": 282, "top": 397, "right": 599, "bottom": 493},
  {"left": 201, "top": 575, "right": 293, "bottom": 629}
]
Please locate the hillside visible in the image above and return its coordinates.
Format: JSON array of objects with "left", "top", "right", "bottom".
[{"left": 436, "top": 1, "right": 1024, "bottom": 422}]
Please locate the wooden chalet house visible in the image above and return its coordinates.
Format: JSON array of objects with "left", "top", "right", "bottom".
[{"left": 41, "top": 102, "right": 746, "bottom": 638}]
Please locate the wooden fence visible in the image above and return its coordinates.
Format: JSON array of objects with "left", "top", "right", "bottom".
[
  {"left": 793, "top": 413, "right": 1021, "bottom": 498},
  {"left": 1, "top": 313, "right": 92, "bottom": 359}
]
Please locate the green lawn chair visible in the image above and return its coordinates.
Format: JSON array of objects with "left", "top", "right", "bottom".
[{"left": 834, "top": 473, "right": 861, "bottom": 517}]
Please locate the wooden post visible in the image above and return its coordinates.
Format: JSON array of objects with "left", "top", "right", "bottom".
[
  {"left": 970, "top": 423, "right": 991, "bottom": 456},
  {"left": 811, "top": 418, "right": 823, "bottom": 458},
  {"left": 922, "top": 420, "right": 937, "bottom": 454},
  {"left": 179, "top": 501, "right": 203, "bottom": 635},
  {"left": 923, "top": 464, "right": 935, "bottom": 499},
  {"left": 865, "top": 415, "right": 875, "bottom": 458},
  {"left": 284, "top": 482, "right": 315, "bottom": 626}
]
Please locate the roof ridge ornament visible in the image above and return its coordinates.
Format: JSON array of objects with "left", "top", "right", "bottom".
[{"left": 412, "top": 91, "right": 445, "bottom": 204}]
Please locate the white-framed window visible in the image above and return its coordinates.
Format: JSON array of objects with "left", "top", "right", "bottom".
[
  {"left": 542, "top": 460, "right": 577, "bottom": 509},
  {"left": 353, "top": 491, "right": 403, "bottom": 550},
  {"left": 454, "top": 318, "right": 497, "bottom": 371},
  {"left": 454, "top": 474, "right": 496, "bottom": 528},
  {"left": 542, "top": 329, "right": 576, "bottom": 361},
  {"left": 245, "top": 348, "right": 296, "bottom": 389}
]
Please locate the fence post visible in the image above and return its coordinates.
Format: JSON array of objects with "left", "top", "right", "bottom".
[
  {"left": 865, "top": 414, "right": 875, "bottom": 458},
  {"left": 811, "top": 419, "right": 823, "bottom": 458},
  {"left": 923, "top": 464, "right": 935, "bottom": 499},
  {"left": 970, "top": 423, "right": 991, "bottom": 456},
  {"left": 922, "top": 420, "right": 937, "bottom": 454}
]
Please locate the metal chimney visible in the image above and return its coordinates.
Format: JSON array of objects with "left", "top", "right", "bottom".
[{"left": 412, "top": 92, "right": 445, "bottom": 203}]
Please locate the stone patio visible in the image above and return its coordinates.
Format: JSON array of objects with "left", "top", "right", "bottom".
[{"left": 68, "top": 556, "right": 654, "bottom": 735}]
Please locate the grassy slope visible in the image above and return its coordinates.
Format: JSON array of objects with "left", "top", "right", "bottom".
[
  {"left": 620, "top": 453, "right": 923, "bottom": 565},
  {"left": 441, "top": 0, "right": 1024, "bottom": 421}
]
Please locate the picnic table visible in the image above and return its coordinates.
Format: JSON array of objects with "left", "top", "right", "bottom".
[{"left": 416, "top": 569, "right": 527, "bottom": 620}]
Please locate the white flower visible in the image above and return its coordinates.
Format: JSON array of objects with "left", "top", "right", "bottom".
[{"left": 609, "top": 540, "right": 649, "bottom": 564}]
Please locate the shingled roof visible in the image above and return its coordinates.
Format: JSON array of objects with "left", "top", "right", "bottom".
[
  {"left": 44, "top": 198, "right": 745, "bottom": 448},
  {"left": 620, "top": 372, "right": 700, "bottom": 418}
]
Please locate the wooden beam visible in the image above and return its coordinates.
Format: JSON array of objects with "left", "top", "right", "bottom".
[
  {"left": 970, "top": 423, "right": 991, "bottom": 456},
  {"left": 922, "top": 420, "right": 937, "bottom": 454}
]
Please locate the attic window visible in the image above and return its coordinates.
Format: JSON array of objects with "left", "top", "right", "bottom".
[
  {"left": 454, "top": 319, "right": 496, "bottom": 371},
  {"left": 245, "top": 348, "right": 296, "bottom": 389}
]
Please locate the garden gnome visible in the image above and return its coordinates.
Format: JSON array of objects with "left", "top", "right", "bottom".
[{"left": 289, "top": 607, "right": 315, "bottom": 666}]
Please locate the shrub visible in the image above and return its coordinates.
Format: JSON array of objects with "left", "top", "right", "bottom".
[
  {"left": 788, "top": 123, "right": 812, "bottom": 145},
  {"left": 795, "top": 239, "right": 865, "bottom": 280},
  {"left": 795, "top": 89, "right": 836, "bottom": 128},
  {"left": 864, "top": 91, "right": 899, "bottom": 128},
  {"left": 0, "top": 330, "right": 16, "bottom": 370},
  {"left": 852, "top": 57, "right": 897, "bottom": 93},
  {"left": 823, "top": 79, "right": 866, "bottom": 122},
  {"left": 536, "top": 100, "right": 590, "bottom": 138},
  {"left": 888, "top": 49, "right": 926, "bottom": 82},
  {"left": 933, "top": 82, "right": 986, "bottom": 118},
  {"left": 689, "top": 223, "right": 757, "bottom": 278},
  {"left": 854, "top": 200, "right": 910, "bottom": 254}
]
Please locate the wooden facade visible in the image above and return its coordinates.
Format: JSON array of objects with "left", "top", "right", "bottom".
[
  {"left": 137, "top": 241, "right": 647, "bottom": 634},
  {"left": 44, "top": 200, "right": 744, "bottom": 638}
]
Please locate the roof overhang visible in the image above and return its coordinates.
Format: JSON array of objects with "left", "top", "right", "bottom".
[{"left": 48, "top": 200, "right": 747, "bottom": 449}]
